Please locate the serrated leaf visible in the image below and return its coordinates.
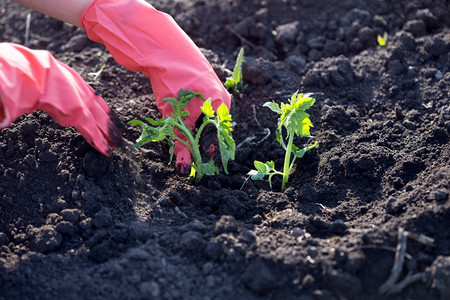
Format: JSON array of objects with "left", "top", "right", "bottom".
[
  {"left": 289, "top": 111, "right": 310, "bottom": 136},
  {"left": 178, "top": 88, "right": 192, "bottom": 99},
  {"left": 217, "top": 127, "right": 235, "bottom": 173},
  {"left": 130, "top": 88, "right": 236, "bottom": 183},
  {"left": 165, "top": 117, "right": 178, "bottom": 127},
  {"left": 300, "top": 120, "right": 313, "bottom": 137},
  {"left": 161, "top": 96, "right": 178, "bottom": 110},
  {"left": 263, "top": 101, "right": 282, "bottom": 114},
  {"left": 130, "top": 118, "right": 172, "bottom": 148},
  {"left": 162, "top": 89, "right": 203, "bottom": 118},
  {"left": 204, "top": 160, "right": 219, "bottom": 176},
  {"left": 177, "top": 89, "right": 203, "bottom": 103},
  {"left": 201, "top": 98, "right": 214, "bottom": 118},
  {"left": 257, "top": 90, "right": 317, "bottom": 190},
  {"left": 217, "top": 103, "right": 231, "bottom": 122},
  {"left": 277, "top": 92, "right": 316, "bottom": 138},
  {"left": 144, "top": 117, "right": 165, "bottom": 126},
  {"left": 291, "top": 93, "right": 315, "bottom": 111},
  {"left": 152, "top": 126, "right": 170, "bottom": 141},
  {"left": 128, "top": 119, "right": 145, "bottom": 126}
]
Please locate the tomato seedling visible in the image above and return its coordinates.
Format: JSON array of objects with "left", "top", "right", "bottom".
[
  {"left": 248, "top": 91, "right": 318, "bottom": 191},
  {"left": 129, "top": 89, "right": 235, "bottom": 183},
  {"left": 225, "top": 47, "right": 246, "bottom": 95}
]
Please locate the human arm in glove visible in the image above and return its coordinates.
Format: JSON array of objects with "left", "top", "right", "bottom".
[
  {"left": 0, "top": 42, "right": 124, "bottom": 156},
  {"left": 13, "top": 0, "right": 232, "bottom": 175}
]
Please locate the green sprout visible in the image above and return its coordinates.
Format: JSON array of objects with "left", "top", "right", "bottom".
[
  {"left": 377, "top": 32, "right": 388, "bottom": 47},
  {"left": 129, "top": 89, "right": 235, "bottom": 183},
  {"left": 225, "top": 47, "right": 246, "bottom": 95},
  {"left": 88, "top": 63, "right": 106, "bottom": 80},
  {"left": 248, "top": 91, "right": 318, "bottom": 191}
]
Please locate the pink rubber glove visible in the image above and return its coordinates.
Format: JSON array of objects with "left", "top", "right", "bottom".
[
  {"left": 81, "top": 0, "right": 231, "bottom": 174},
  {"left": 0, "top": 42, "right": 124, "bottom": 156}
]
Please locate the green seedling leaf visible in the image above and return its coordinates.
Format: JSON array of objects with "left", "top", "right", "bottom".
[
  {"left": 248, "top": 170, "right": 266, "bottom": 181},
  {"left": 263, "top": 101, "right": 282, "bottom": 114},
  {"left": 288, "top": 111, "right": 312, "bottom": 137},
  {"left": 377, "top": 32, "right": 388, "bottom": 47},
  {"left": 248, "top": 160, "right": 280, "bottom": 190},
  {"left": 163, "top": 89, "right": 206, "bottom": 119},
  {"left": 201, "top": 160, "right": 220, "bottom": 176},
  {"left": 266, "top": 160, "right": 275, "bottom": 170},
  {"left": 217, "top": 134, "right": 234, "bottom": 173},
  {"left": 88, "top": 63, "right": 106, "bottom": 80},
  {"left": 225, "top": 78, "right": 236, "bottom": 90},
  {"left": 278, "top": 92, "right": 315, "bottom": 137},
  {"left": 128, "top": 120, "right": 145, "bottom": 126},
  {"left": 254, "top": 160, "right": 267, "bottom": 173},
  {"left": 168, "top": 139, "right": 175, "bottom": 164},
  {"left": 201, "top": 98, "right": 214, "bottom": 118},
  {"left": 190, "top": 159, "right": 219, "bottom": 182},
  {"left": 143, "top": 117, "right": 165, "bottom": 126},
  {"left": 248, "top": 162, "right": 277, "bottom": 189},
  {"left": 216, "top": 103, "right": 235, "bottom": 173},
  {"left": 232, "top": 47, "right": 244, "bottom": 83},
  {"left": 130, "top": 116, "right": 172, "bottom": 148},
  {"left": 293, "top": 141, "right": 318, "bottom": 159},
  {"left": 225, "top": 47, "right": 246, "bottom": 95},
  {"left": 248, "top": 169, "right": 259, "bottom": 176},
  {"left": 217, "top": 103, "right": 232, "bottom": 122}
]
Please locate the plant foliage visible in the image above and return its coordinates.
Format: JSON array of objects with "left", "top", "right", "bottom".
[
  {"left": 377, "top": 32, "right": 388, "bottom": 47},
  {"left": 225, "top": 47, "right": 246, "bottom": 95},
  {"left": 129, "top": 89, "right": 235, "bottom": 183},
  {"left": 248, "top": 91, "right": 318, "bottom": 191}
]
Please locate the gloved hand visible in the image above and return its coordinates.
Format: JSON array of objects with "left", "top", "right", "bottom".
[
  {"left": 0, "top": 42, "right": 124, "bottom": 156},
  {"left": 81, "top": 0, "right": 231, "bottom": 175}
]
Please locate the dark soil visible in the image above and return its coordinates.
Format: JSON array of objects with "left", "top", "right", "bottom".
[{"left": 1, "top": 0, "right": 449, "bottom": 299}]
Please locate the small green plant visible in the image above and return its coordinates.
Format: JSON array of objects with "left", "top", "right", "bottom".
[
  {"left": 248, "top": 91, "right": 318, "bottom": 191},
  {"left": 225, "top": 47, "right": 246, "bottom": 95},
  {"left": 377, "top": 32, "right": 388, "bottom": 47},
  {"left": 88, "top": 50, "right": 106, "bottom": 80},
  {"left": 129, "top": 89, "right": 235, "bottom": 183},
  {"left": 88, "top": 63, "right": 106, "bottom": 80}
]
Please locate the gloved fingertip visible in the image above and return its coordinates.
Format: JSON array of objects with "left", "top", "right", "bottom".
[
  {"left": 175, "top": 161, "right": 191, "bottom": 176},
  {"left": 106, "top": 108, "right": 125, "bottom": 148},
  {"left": 90, "top": 139, "right": 113, "bottom": 157},
  {"left": 104, "top": 147, "right": 113, "bottom": 157},
  {"left": 174, "top": 147, "right": 192, "bottom": 176}
]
